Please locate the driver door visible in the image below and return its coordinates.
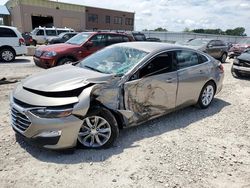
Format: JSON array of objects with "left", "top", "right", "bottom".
[{"left": 123, "top": 51, "right": 178, "bottom": 122}]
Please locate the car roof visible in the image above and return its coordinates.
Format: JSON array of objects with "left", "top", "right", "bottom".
[
  {"left": 0, "top": 25, "right": 18, "bottom": 30},
  {"left": 111, "top": 42, "right": 190, "bottom": 53}
]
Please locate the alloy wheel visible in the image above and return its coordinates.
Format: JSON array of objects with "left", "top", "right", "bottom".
[
  {"left": 201, "top": 85, "right": 214, "bottom": 106},
  {"left": 2, "top": 50, "right": 14, "bottom": 61},
  {"left": 78, "top": 116, "right": 112, "bottom": 148}
]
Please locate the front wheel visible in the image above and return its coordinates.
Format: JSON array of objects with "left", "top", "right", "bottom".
[
  {"left": 231, "top": 66, "right": 242, "bottom": 78},
  {"left": 77, "top": 108, "right": 119, "bottom": 149},
  {"left": 57, "top": 58, "right": 73, "bottom": 66},
  {"left": 197, "top": 82, "right": 215, "bottom": 109}
]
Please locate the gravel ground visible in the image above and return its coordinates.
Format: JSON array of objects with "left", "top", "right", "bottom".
[{"left": 0, "top": 57, "right": 249, "bottom": 188}]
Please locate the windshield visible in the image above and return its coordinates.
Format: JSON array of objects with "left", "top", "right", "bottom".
[
  {"left": 239, "top": 39, "right": 250, "bottom": 45},
  {"left": 188, "top": 39, "right": 209, "bottom": 46},
  {"left": 58, "top": 32, "right": 67, "bottom": 37},
  {"left": 66, "top": 33, "right": 91, "bottom": 45},
  {"left": 78, "top": 46, "right": 148, "bottom": 76}
]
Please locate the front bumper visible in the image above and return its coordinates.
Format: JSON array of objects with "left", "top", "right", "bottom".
[
  {"left": 232, "top": 65, "right": 250, "bottom": 75},
  {"left": 10, "top": 97, "right": 83, "bottom": 150},
  {"left": 33, "top": 56, "right": 56, "bottom": 69}
]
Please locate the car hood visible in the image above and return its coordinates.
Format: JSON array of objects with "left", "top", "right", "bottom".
[
  {"left": 38, "top": 43, "right": 79, "bottom": 52},
  {"left": 21, "top": 64, "right": 113, "bottom": 92},
  {"left": 238, "top": 52, "right": 250, "bottom": 62}
]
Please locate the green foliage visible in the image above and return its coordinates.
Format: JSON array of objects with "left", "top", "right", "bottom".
[
  {"left": 154, "top": 27, "right": 167, "bottom": 32},
  {"left": 191, "top": 27, "right": 247, "bottom": 36}
]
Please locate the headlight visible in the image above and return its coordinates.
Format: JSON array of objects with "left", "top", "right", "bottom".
[
  {"left": 233, "top": 59, "right": 240, "bottom": 65},
  {"left": 43, "top": 51, "right": 57, "bottom": 57},
  {"left": 30, "top": 108, "right": 73, "bottom": 118}
]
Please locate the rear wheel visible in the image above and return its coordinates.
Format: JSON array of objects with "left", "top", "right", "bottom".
[
  {"left": 57, "top": 58, "right": 74, "bottom": 66},
  {"left": 0, "top": 48, "right": 15, "bottom": 62},
  {"left": 77, "top": 107, "right": 119, "bottom": 149},
  {"left": 197, "top": 82, "right": 215, "bottom": 109},
  {"left": 220, "top": 53, "right": 227, "bottom": 63}
]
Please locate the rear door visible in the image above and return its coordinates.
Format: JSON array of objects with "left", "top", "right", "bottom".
[
  {"left": 124, "top": 51, "right": 178, "bottom": 123},
  {"left": 34, "top": 29, "right": 45, "bottom": 44},
  {"left": 175, "top": 50, "right": 210, "bottom": 107}
]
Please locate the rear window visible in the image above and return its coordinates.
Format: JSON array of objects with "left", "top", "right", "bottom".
[{"left": 0, "top": 28, "right": 17, "bottom": 37}]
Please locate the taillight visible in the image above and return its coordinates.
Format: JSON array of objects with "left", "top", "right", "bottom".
[
  {"left": 29, "top": 38, "right": 33, "bottom": 42},
  {"left": 19, "top": 38, "right": 25, "bottom": 46},
  {"left": 218, "top": 63, "right": 224, "bottom": 73}
]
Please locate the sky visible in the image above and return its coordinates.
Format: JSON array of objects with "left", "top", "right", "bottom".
[{"left": 1, "top": 0, "right": 250, "bottom": 35}]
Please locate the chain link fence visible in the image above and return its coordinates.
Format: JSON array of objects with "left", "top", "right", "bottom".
[{"left": 142, "top": 31, "right": 250, "bottom": 43}]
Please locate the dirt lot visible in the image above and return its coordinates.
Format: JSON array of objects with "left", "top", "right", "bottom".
[{"left": 0, "top": 57, "right": 249, "bottom": 188}]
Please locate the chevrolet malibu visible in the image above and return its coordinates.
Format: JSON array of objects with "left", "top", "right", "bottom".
[{"left": 10, "top": 42, "right": 224, "bottom": 150}]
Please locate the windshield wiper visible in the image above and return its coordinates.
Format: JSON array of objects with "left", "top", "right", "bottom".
[{"left": 84, "top": 65, "right": 104, "bottom": 73}]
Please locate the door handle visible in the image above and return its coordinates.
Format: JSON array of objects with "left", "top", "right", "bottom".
[
  {"left": 199, "top": 70, "right": 205, "bottom": 74},
  {"left": 166, "top": 78, "right": 174, "bottom": 83}
]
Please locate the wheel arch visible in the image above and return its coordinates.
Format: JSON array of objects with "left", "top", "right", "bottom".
[
  {"left": 56, "top": 55, "right": 77, "bottom": 65},
  {"left": 0, "top": 45, "right": 16, "bottom": 56}
]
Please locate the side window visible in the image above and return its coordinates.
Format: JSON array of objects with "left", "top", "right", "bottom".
[
  {"left": 123, "top": 36, "right": 130, "bottom": 42},
  {"left": 0, "top": 28, "right": 17, "bottom": 37},
  {"left": 106, "top": 34, "right": 123, "bottom": 46},
  {"left": 46, "top": 30, "right": 57, "bottom": 36},
  {"left": 63, "top": 34, "right": 70, "bottom": 40},
  {"left": 198, "top": 54, "right": 209, "bottom": 64},
  {"left": 176, "top": 50, "right": 199, "bottom": 69},
  {"left": 208, "top": 40, "right": 216, "bottom": 47},
  {"left": 90, "top": 34, "right": 106, "bottom": 47},
  {"left": 36, "top": 30, "right": 44, "bottom": 36},
  {"left": 215, "top": 40, "right": 225, "bottom": 46},
  {"left": 138, "top": 52, "right": 174, "bottom": 79},
  {"left": 57, "top": 30, "right": 67, "bottom": 35}
]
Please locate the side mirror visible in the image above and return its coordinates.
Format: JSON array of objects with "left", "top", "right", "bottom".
[
  {"left": 208, "top": 44, "right": 213, "bottom": 48},
  {"left": 85, "top": 41, "right": 93, "bottom": 48}
]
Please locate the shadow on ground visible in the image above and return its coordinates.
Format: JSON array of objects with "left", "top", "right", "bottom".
[
  {"left": 0, "top": 57, "right": 31, "bottom": 64},
  {"left": 16, "top": 98, "right": 230, "bottom": 164}
]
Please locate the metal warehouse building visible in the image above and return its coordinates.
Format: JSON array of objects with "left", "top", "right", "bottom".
[{"left": 1, "top": 0, "right": 134, "bottom": 32}]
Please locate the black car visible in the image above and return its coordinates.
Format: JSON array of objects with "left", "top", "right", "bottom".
[
  {"left": 47, "top": 32, "right": 78, "bottom": 44},
  {"left": 146, "top": 37, "right": 161, "bottom": 42},
  {"left": 231, "top": 48, "right": 250, "bottom": 78}
]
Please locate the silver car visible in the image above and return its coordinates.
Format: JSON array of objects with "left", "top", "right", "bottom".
[{"left": 10, "top": 42, "right": 224, "bottom": 150}]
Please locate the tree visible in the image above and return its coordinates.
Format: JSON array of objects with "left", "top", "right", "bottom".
[
  {"left": 225, "top": 27, "right": 246, "bottom": 36},
  {"left": 154, "top": 27, "right": 167, "bottom": 32},
  {"left": 183, "top": 27, "right": 190, "bottom": 32}
]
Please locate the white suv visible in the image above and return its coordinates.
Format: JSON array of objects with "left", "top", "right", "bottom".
[
  {"left": 30, "top": 27, "right": 74, "bottom": 45},
  {"left": 0, "top": 26, "right": 27, "bottom": 62}
]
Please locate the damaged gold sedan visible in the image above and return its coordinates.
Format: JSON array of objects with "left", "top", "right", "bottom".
[{"left": 10, "top": 42, "right": 224, "bottom": 149}]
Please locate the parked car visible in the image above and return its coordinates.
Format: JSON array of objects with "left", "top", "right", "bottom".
[
  {"left": 47, "top": 32, "right": 78, "bottom": 44},
  {"left": 22, "top": 32, "right": 35, "bottom": 46},
  {"left": 0, "top": 26, "right": 27, "bottom": 62},
  {"left": 33, "top": 31, "right": 134, "bottom": 68},
  {"left": 231, "top": 48, "right": 250, "bottom": 78},
  {"left": 228, "top": 38, "right": 250, "bottom": 58},
  {"left": 10, "top": 42, "right": 224, "bottom": 150},
  {"left": 146, "top": 37, "right": 161, "bottom": 42},
  {"left": 186, "top": 38, "right": 228, "bottom": 63},
  {"left": 30, "top": 26, "right": 74, "bottom": 45}
]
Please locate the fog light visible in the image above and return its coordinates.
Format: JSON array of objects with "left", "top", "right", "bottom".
[{"left": 34, "top": 130, "right": 62, "bottom": 138}]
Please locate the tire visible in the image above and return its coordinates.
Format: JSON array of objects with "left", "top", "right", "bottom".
[
  {"left": 220, "top": 53, "right": 227, "bottom": 63},
  {"left": 32, "top": 40, "right": 37, "bottom": 46},
  {"left": 197, "top": 81, "right": 215, "bottom": 109},
  {"left": 0, "top": 48, "right": 16, "bottom": 62},
  {"left": 77, "top": 107, "right": 119, "bottom": 149},
  {"left": 57, "top": 58, "right": 73, "bottom": 66}
]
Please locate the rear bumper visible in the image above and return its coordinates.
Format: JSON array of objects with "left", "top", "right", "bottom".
[
  {"left": 33, "top": 56, "right": 56, "bottom": 69},
  {"left": 15, "top": 46, "right": 27, "bottom": 55}
]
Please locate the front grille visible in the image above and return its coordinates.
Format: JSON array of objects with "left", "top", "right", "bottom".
[
  {"left": 239, "top": 60, "right": 250, "bottom": 68},
  {"left": 34, "top": 50, "right": 43, "bottom": 57},
  {"left": 11, "top": 107, "right": 31, "bottom": 132}
]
